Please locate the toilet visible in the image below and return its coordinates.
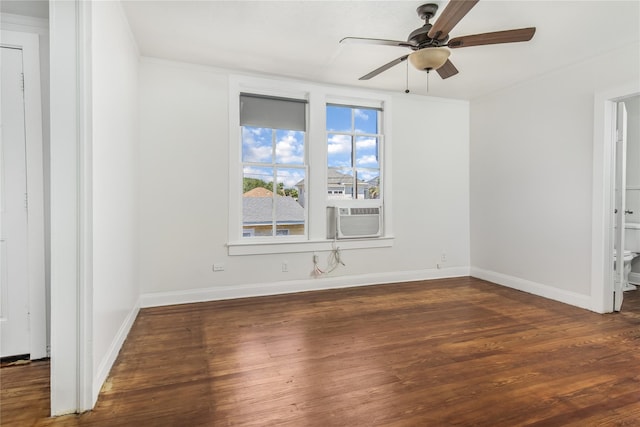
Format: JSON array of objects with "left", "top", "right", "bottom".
[
  {"left": 617, "top": 223, "right": 640, "bottom": 291},
  {"left": 615, "top": 250, "right": 638, "bottom": 291}
]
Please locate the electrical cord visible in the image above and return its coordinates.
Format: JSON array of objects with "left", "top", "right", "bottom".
[{"left": 313, "top": 240, "right": 345, "bottom": 276}]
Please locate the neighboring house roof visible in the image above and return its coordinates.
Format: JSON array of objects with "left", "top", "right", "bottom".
[
  {"left": 243, "top": 187, "right": 274, "bottom": 198},
  {"left": 242, "top": 190, "right": 304, "bottom": 225},
  {"left": 295, "top": 169, "right": 370, "bottom": 190}
]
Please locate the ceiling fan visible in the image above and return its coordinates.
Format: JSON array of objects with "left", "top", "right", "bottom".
[{"left": 340, "top": 0, "right": 536, "bottom": 81}]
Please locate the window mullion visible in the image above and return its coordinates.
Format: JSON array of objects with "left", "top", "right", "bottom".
[
  {"left": 351, "top": 110, "right": 357, "bottom": 196},
  {"left": 272, "top": 129, "right": 277, "bottom": 237}
]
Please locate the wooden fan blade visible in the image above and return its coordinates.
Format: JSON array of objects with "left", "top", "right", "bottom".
[
  {"left": 448, "top": 27, "right": 536, "bottom": 48},
  {"left": 427, "top": 0, "right": 479, "bottom": 41},
  {"left": 340, "top": 37, "right": 417, "bottom": 49},
  {"left": 436, "top": 59, "right": 459, "bottom": 79},
  {"left": 359, "top": 55, "right": 410, "bottom": 80}
]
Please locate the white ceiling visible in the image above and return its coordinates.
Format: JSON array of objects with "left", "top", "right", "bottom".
[
  {"left": 3, "top": 1, "right": 638, "bottom": 99},
  {"left": 121, "top": 0, "right": 639, "bottom": 99}
]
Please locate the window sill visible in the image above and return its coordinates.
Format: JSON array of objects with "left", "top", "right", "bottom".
[{"left": 227, "top": 236, "right": 394, "bottom": 256}]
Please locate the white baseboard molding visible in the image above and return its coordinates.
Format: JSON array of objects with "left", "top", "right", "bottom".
[
  {"left": 628, "top": 272, "right": 640, "bottom": 285},
  {"left": 92, "top": 299, "right": 140, "bottom": 406},
  {"left": 141, "top": 266, "right": 471, "bottom": 308},
  {"left": 471, "top": 267, "right": 593, "bottom": 311}
]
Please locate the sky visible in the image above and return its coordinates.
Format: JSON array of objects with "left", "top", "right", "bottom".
[{"left": 242, "top": 106, "right": 380, "bottom": 189}]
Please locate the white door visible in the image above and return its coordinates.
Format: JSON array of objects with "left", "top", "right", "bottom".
[
  {"left": 613, "top": 101, "right": 628, "bottom": 312},
  {"left": 0, "top": 46, "right": 30, "bottom": 357}
]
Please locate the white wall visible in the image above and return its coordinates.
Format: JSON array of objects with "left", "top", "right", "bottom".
[
  {"left": 138, "top": 58, "right": 470, "bottom": 303},
  {"left": 470, "top": 42, "right": 640, "bottom": 308},
  {"left": 91, "top": 0, "right": 140, "bottom": 403}
]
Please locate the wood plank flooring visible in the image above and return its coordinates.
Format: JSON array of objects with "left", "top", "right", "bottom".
[{"left": 2, "top": 277, "right": 640, "bottom": 426}]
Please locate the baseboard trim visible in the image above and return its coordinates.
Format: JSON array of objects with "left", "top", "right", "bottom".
[
  {"left": 471, "top": 267, "right": 593, "bottom": 311},
  {"left": 92, "top": 299, "right": 140, "bottom": 405},
  {"left": 141, "top": 266, "right": 471, "bottom": 308}
]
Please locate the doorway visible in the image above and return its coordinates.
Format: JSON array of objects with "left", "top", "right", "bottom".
[
  {"left": 591, "top": 83, "right": 640, "bottom": 313},
  {"left": 1, "top": 45, "right": 30, "bottom": 358},
  {"left": 0, "top": 30, "right": 47, "bottom": 360},
  {"left": 613, "top": 95, "right": 640, "bottom": 311}
]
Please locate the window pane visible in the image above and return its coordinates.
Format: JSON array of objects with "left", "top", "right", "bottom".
[
  {"left": 243, "top": 166, "right": 274, "bottom": 237},
  {"left": 355, "top": 136, "right": 379, "bottom": 169},
  {"left": 242, "top": 126, "right": 272, "bottom": 163},
  {"left": 328, "top": 168, "right": 354, "bottom": 199},
  {"left": 354, "top": 108, "right": 378, "bottom": 134},
  {"left": 326, "top": 104, "right": 383, "bottom": 204},
  {"left": 275, "top": 130, "right": 304, "bottom": 165},
  {"left": 326, "top": 105, "right": 352, "bottom": 132},
  {"left": 328, "top": 133, "right": 352, "bottom": 168},
  {"left": 275, "top": 168, "right": 305, "bottom": 236},
  {"left": 357, "top": 169, "right": 380, "bottom": 199}
]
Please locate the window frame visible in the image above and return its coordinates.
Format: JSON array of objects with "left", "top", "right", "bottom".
[
  {"left": 326, "top": 103, "right": 383, "bottom": 203},
  {"left": 228, "top": 75, "right": 394, "bottom": 256},
  {"left": 240, "top": 123, "right": 309, "bottom": 240}
]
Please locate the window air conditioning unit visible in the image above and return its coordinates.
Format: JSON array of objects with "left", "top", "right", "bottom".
[{"left": 327, "top": 206, "right": 382, "bottom": 239}]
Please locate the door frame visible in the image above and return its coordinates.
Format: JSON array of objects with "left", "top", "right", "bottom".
[
  {"left": 49, "top": 0, "right": 94, "bottom": 415},
  {"left": 1, "top": 30, "right": 47, "bottom": 359},
  {"left": 591, "top": 81, "right": 640, "bottom": 313}
]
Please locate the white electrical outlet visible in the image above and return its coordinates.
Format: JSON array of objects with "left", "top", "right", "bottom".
[
  {"left": 441, "top": 252, "right": 447, "bottom": 262},
  {"left": 282, "top": 262, "right": 288, "bottom": 272},
  {"left": 213, "top": 263, "right": 225, "bottom": 272}
]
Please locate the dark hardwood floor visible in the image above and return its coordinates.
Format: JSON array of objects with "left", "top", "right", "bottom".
[{"left": 2, "top": 277, "right": 640, "bottom": 426}]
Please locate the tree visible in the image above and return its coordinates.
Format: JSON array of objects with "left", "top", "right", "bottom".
[
  {"left": 243, "top": 178, "right": 298, "bottom": 199},
  {"left": 284, "top": 188, "right": 299, "bottom": 199},
  {"left": 368, "top": 186, "right": 379, "bottom": 199},
  {"left": 243, "top": 177, "right": 271, "bottom": 193}
]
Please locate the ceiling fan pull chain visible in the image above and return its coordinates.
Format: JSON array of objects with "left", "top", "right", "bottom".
[
  {"left": 405, "top": 61, "right": 410, "bottom": 93},
  {"left": 426, "top": 70, "right": 430, "bottom": 93}
]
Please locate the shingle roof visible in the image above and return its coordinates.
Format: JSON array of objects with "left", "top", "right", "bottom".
[
  {"left": 243, "top": 187, "right": 274, "bottom": 198},
  {"left": 243, "top": 195, "right": 305, "bottom": 225}
]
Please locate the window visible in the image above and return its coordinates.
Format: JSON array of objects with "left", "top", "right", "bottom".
[
  {"left": 228, "top": 76, "right": 392, "bottom": 254},
  {"left": 326, "top": 105, "right": 381, "bottom": 201},
  {"left": 240, "top": 94, "right": 307, "bottom": 238}
]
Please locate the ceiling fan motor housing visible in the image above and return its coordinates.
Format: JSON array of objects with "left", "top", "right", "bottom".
[
  {"left": 409, "top": 4, "right": 448, "bottom": 48},
  {"left": 408, "top": 25, "right": 449, "bottom": 48}
]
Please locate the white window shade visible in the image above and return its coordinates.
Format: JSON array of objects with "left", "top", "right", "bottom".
[{"left": 240, "top": 93, "right": 307, "bottom": 131}]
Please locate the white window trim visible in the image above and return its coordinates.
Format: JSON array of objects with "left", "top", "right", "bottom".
[{"left": 228, "top": 75, "right": 393, "bottom": 256}]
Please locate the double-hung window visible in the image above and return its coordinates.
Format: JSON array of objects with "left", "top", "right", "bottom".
[
  {"left": 239, "top": 93, "right": 307, "bottom": 238},
  {"left": 326, "top": 104, "right": 382, "bottom": 201},
  {"left": 229, "top": 76, "right": 391, "bottom": 253}
]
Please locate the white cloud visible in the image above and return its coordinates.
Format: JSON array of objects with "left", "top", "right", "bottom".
[
  {"left": 355, "top": 137, "right": 377, "bottom": 149},
  {"left": 243, "top": 166, "right": 273, "bottom": 182},
  {"left": 356, "top": 155, "right": 378, "bottom": 166},
  {"left": 354, "top": 109, "right": 369, "bottom": 121},
  {"left": 242, "top": 128, "right": 272, "bottom": 162},
  {"left": 275, "top": 131, "right": 304, "bottom": 164},
  {"left": 327, "top": 134, "right": 351, "bottom": 154},
  {"left": 244, "top": 145, "right": 272, "bottom": 162}
]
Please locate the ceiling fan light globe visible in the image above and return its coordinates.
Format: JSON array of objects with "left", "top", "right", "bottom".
[{"left": 409, "top": 48, "right": 450, "bottom": 71}]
